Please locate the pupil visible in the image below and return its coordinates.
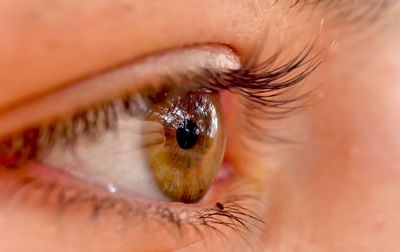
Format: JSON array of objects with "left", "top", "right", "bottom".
[{"left": 176, "top": 119, "right": 199, "bottom": 150}]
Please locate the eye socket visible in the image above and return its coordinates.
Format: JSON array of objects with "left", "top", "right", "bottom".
[{"left": 147, "top": 88, "right": 225, "bottom": 203}]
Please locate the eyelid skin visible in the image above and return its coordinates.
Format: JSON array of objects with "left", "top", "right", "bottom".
[
  {"left": 0, "top": 45, "right": 240, "bottom": 137},
  {"left": 0, "top": 0, "right": 268, "bottom": 111}
]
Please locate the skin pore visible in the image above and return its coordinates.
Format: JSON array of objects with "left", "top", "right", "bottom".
[{"left": 1, "top": 0, "right": 400, "bottom": 251}]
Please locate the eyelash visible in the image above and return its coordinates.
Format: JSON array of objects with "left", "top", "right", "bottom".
[
  {"left": 0, "top": 43, "right": 320, "bottom": 247},
  {"left": 3, "top": 172, "right": 264, "bottom": 244},
  {"left": 205, "top": 42, "right": 321, "bottom": 142}
]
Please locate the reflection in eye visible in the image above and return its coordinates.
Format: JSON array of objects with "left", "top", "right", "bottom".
[
  {"left": 148, "top": 88, "right": 225, "bottom": 203},
  {"left": 0, "top": 43, "right": 319, "bottom": 249}
]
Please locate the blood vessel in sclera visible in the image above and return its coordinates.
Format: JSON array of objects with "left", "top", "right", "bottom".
[{"left": 0, "top": 153, "right": 20, "bottom": 168}]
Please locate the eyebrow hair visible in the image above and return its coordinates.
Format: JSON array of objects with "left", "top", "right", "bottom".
[{"left": 296, "top": 0, "right": 399, "bottom": 26}]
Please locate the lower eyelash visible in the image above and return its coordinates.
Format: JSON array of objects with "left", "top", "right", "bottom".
[{"left": 0, "top": 170, "right": 265, "bottom": 249}]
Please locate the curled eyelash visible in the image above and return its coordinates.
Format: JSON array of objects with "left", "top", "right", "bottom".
[{"left": 199, "top": 41, "right": 322, "bottom": 143}]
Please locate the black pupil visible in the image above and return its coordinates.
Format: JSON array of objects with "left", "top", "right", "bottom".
[{"left": 176, "top": 119, "right": 199, "bottom": 150}]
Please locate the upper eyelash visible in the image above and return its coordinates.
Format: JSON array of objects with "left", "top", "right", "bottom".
[
  {"left": 203, "top": 42, "right": 321, "bottom": 142},
  {"left": 208, "top": 42, "right": 319, "bottom": 110}
]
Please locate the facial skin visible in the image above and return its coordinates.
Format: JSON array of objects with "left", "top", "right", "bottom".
[{"left": 0, "top": 0, "right": 400, "bottom": 251}]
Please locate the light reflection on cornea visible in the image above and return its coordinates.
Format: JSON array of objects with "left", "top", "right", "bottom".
[{"left": 107, "top": 183, "right": 118, "bottom": 193}]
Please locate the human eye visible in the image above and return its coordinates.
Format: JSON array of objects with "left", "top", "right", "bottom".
[
  {"left": 0, "top": 41, "right": 319, "bottom": 250},
  {"left": 1, "top": 45, "right": 239, "bottom": 204}
]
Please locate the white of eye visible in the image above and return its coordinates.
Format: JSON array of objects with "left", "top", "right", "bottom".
[{"left": 45, "top": 116, "right": 167, "bottom": 200}]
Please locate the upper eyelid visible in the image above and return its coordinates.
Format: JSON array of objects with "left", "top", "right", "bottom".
[{"left": 0, "top": 45, "right": 240, "bottom": 138}]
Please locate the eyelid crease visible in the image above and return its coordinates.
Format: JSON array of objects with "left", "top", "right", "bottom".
[{"left": 0, "top": 45, "right": 240, "bottom": 138}]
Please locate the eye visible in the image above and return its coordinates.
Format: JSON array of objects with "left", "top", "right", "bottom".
[
  {"left": 41, "top": 86, "right": 225, "bottom": 203},
  {"left": 0, "top": 41, "right": 318, "bottom": 250},
  {"left": 0, "top": 45, "right": 234, "bottom": 204}
]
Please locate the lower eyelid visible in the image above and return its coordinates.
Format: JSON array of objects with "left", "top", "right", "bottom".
[{"left": 0, "top": 160, "right": 265, "bottom": 250}]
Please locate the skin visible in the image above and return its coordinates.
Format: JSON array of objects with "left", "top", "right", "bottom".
[{"left": 0, "top": 0, "right": 400, "bottom": 251}]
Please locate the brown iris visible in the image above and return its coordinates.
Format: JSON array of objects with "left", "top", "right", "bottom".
[{"left": 144, "top": 88, "right": 225, "bottom": 203}]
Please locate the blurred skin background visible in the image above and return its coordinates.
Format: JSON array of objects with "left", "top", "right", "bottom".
[{"left": 0, "top": 0, "right": 400, "bottom": 251}]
